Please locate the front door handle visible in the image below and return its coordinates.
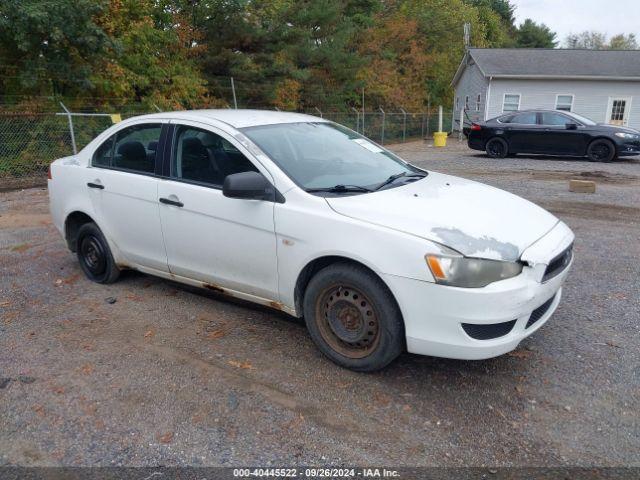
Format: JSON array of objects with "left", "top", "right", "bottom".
[
  {"left": 159, "top": 197, "right": 184, "bottom": 207},
  {"left": 87, "top": 182, "right": 104, "bottom": 189}
]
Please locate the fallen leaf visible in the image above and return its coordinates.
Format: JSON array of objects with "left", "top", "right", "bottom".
[
  {"left": 606, "top": 341, "right": 620, "bottom": 348},
  {"left": 0, "top": 300, "right": 10, "bottom": 307},
  {"left": 206, "top": 329, "right": 226, "bottom": 340},
  {"left": 158, "top": 431, "right": 174, "bottom": 444},
  {"left": 32, "top": 404, "right": 45, "bottom": 417},
  {"left": 228, "top": 360, "right": 253, "bottom": 369},
  {"left": 54, "top": 279, "right": 63, "bottom": 286},
  {"left": 81, "top": 364, "right": 94, "bottom": 375},
  {"left": 52, "top": 385, "right": 65, "bottom": 395},
  {"left": 508, "top": 349, "right": 532, "bottom": 359},
  {"left": 144, "top": 329, "right": 154, "bottom": 338},
  {"left": 62, "top": 273, "right": 81, "bottom": 285},
  {"left": 10, "top": 243, "right": 31, "bottom": 253}
]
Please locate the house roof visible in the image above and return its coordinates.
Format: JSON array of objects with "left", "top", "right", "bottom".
[{"left": 452, "top": 48, "right": 640, "bottom": 86}]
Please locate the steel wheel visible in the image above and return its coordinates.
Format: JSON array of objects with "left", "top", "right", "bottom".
[
  {"left": 315, "top": 284, "right": 380, "bottom": 359},
  {"left": 75, "top": 222, "right": 120, "bottom": 284},
  {"left": 79, "top": 234, "right": 107, "bottom": 276}
]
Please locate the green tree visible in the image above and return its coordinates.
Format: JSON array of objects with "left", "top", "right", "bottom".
[
  {"left": 515, "top": 19, "right": 557, "bottom": 48},
  {"left": 0, "top": 0, "right": 110, "bottom": 96}
]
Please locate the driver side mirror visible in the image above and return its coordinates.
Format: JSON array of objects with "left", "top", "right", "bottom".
[
  {"left": 223, "top": 171, "right": 282, "bottom": 202},
  {"left": 565, "top": 123, "right": 578, "bottom": 130}
]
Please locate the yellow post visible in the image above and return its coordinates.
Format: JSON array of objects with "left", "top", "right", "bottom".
[{"left": 433, "top": 131, "right": 447, "bottom": 147}]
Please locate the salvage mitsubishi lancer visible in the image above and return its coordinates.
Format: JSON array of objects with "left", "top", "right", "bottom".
[{"left": 48, "top": 110, "right": 574, "bottom": 371}]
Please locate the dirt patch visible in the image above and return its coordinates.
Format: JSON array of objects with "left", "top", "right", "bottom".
[
  {"left": 0, "top": 212, "right": 51, "bottom": 229},
  {"left": 540, "top": 200, "right": 640, "bottom": 224},
  {"left": 460, "top": 169, "right": 640, "bottom": 185}
]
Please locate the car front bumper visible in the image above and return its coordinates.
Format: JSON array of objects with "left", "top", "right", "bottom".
[
  {"left": 383, "top": 222, "right": 574, "bottom": 360},
  {"left": 617, "top": 140, "right": 640, "bottom": 156}
]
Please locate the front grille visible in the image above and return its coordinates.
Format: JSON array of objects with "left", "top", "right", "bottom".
[
  {"left": 542, "top": 244, "right": 573, "bottom": 282},
  {"left": 462, "top": 320, "right": 517, "bottom": 340},
  {"left": 526, "top": 294, "right": 556, "bottom": 329}
]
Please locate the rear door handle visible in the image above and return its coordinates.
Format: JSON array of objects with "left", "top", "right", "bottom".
[
  {"left": 87, "top": 182, "right": 104, "bottom": 189},
  {"left": 159, "top": 197, "right": 184, "bottom": 207}
]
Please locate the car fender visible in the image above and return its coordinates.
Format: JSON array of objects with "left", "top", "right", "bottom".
[{"left": 275, "top": 188, "right": 441, "bottom": 314}]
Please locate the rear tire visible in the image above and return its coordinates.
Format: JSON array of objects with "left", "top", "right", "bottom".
[
  {"left": 485, "top": 137, "right": 509, "bottom": 158},
  {"left": 76, "top": 223, "right": 120, "bottom": 284},
  {"left": 303, "top": 262, "right": 404, "bottom": 372},
  {"left": 587, "top": 139, "right": 616, "bottom": 162}
]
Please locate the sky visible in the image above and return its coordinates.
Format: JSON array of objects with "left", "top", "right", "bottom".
[{"left": 510, "top": 0, "right": 640, "bottom": 46}]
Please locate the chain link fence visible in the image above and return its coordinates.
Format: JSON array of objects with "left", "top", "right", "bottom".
[{"left": 0, "top": 103, "right": 453, "bottom": 190}]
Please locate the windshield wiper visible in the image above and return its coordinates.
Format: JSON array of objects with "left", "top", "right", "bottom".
[
  {"left": 306, "top": 184, "right": 372, "bottom": 194},
  {"left": 373, "top": 172, "right": 427, "bottom": 191}
]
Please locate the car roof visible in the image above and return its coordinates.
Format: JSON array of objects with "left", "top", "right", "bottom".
[
  {"left": 127, "top": 109, "right": 327, "bottom": 129},
  {"left": 497, "top": 109, "right": 572, "bottom": 116}
]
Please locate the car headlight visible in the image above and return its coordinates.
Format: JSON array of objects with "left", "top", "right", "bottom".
[
  {"left": 425, "top": 254, "right": 523, "bottom": 288},
  {"left": 614, "top": 132, "right": 640, "bottom": 140}
]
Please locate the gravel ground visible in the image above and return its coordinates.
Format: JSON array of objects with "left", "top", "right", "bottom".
[{"left": 0, "top": 140, "right": 639, "bottom": 467}]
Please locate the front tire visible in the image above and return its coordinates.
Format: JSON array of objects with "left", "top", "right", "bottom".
[
  {"left": 76, "top": 223, "right": 120, "bottom": 284},
  {"left": 303, "top": 263, "right": 404, "bottom": 372},
  {"left": 587, "top": 139, "right": 616, "bottom": 162},
  {"left": 485, "top": 137, "right": 509, "bottom": 158}
]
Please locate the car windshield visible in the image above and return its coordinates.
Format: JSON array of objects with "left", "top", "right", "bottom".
[
  {"left": 241, "top": 122, "right": 424, "bottom": 193},
  {"left": 564, "top": 111, "right": 597, "bottom": 126}
]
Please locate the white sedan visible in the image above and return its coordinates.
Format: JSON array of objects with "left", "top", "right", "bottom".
[{"left": 48, "top": 110, "right": 574, "bottom": 371}]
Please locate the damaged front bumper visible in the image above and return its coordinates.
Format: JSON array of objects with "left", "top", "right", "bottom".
[{"left": 383, "top": 221, "right": 574, "bottom": 360}]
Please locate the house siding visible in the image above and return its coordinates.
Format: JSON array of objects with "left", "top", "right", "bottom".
[
  {"left": 453, "top": 60, "right": 489, "bottom": 127},
  {"left": 486, "top": 79, "right": 640, "bottom": 129}
]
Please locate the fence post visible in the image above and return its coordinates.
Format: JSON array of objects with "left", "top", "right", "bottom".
[
  {"left": 427, "top": 109, "right": 431, "bottom": 138},
  {"left": 438, "top": 106, "right": 443, "bottom": 133},
  {"left": 400, "top": 107, "right": 407, "bottom": 142},
  {"left": 361, "top": 87, "right": 365, "bottom": 136},
  {"left": 59, "top": 102, "right": 77, "bottom": 155},
  {"left": 351, "top": 107, "right": 360, "bottom": 133},
  {"left": 379, "top": 107, "right": 385, "bottom": 145},
  {"left": 459, "top": 108, "right": 465, "bottom": 141},
  {"left": 230, "top": 77, "right": 238, "bottom": 109}
]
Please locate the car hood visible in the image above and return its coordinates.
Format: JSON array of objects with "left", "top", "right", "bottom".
[
  {"left": 325, "top": 172, "right": 559, "bottom": 261},
  {"left": 596, "top": 124, "right": 640, "bottom": 134}
]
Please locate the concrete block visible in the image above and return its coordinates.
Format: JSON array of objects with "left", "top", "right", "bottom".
[{"left": 569, "top": 179, "right": 596, "bottom": 193}]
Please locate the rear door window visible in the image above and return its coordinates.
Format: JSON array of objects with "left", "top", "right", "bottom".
[{"left": 92, "top": 124, "right": 161, "bottom": 174}]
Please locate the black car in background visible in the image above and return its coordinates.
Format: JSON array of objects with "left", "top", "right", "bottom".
[{"left": 467, "top": 110, "right": 640, "bottom": 162}]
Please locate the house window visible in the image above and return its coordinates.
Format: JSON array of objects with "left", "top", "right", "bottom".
[
  {"left": 476, "top": 94, "right": 482, "bottom": 111},
  {"left": 503, "top": 94, "right": 520, "bottom": 112},
  {"left": 465, "top": 96, "right": 470, "bottom": 110},
  {"left": 556, "top": 95, "right": 574, "bottom": 112}
]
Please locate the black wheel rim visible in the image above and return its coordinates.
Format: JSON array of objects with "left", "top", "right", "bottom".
[
  {"left": 591, "top": 143, "right": 610, "bottom": 161},
  {"left": 315, "top": 285, "right": 380, "bottom": 359},
  {"left": 80, "top": 235, "right": 107, "bottom": 276},
  {"left": 488, "top": 140, "right": 504, "bottom": 157}
]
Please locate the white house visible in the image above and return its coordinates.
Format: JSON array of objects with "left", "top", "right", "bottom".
[{"left": 452, "top": 48, "right": 640, "bottom": 130}]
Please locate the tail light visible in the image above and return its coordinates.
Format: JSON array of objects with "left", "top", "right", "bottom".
[
  {"left": 47, "top": 164, "right": 52, "bottom": 180},
  {"left": 470, "top": 123, "right": 482, "bottom": 131}
]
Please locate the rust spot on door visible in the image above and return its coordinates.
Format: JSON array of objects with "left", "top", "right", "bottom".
[
  {"left": 269, "top": 301, "right": 283, "bottom": 311},
  {"left": 203, "top": 283, "right": 227, "bottom": 295}
]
